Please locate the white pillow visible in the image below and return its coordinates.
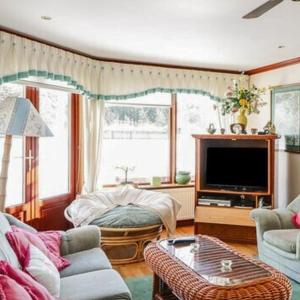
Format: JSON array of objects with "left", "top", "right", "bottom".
[{"left": 26, "top": 244, "right": 60, "bottom": 297}]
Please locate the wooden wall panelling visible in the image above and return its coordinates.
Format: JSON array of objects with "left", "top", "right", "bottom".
[
  {"left": 39, "top": 197, "right": 73, "bottom": 230},
  {"left": 195, "top": 223, "right": 256, "bottom": 243},
  {"left": 5, "top": 206, "right": 28, "bottom": 223}
]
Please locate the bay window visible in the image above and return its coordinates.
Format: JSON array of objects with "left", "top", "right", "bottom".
[{"left": 0, "top": 82, "right": 219, "bottom": 209}]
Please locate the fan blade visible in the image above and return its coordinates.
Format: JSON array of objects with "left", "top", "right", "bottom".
[{"left": 243, "top": 0, "right": 284, "bottom": 19}]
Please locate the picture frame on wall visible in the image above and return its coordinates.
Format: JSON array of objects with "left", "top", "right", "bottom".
[{"left": 271, "top": 85, "right": 300, "bottom": 153}]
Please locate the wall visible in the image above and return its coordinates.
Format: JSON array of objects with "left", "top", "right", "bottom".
[{"left": 250, "top": 64, "right": 300, "bottom": 208}]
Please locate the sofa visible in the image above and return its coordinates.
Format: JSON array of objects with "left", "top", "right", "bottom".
[
  {"left": 0, "top": 212, "right": 132, "bottom": 300},
  {"left": 251, "top": 194, "right": 300, "bottom": 282}
]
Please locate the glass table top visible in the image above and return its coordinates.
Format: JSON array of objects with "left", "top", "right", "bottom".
[{"left": 159, "top": 236, "right": 271, "bottom": 286}]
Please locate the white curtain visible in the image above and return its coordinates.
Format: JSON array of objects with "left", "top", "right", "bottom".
[
  {"left": 0, "top": 31, "right": 246, "bottom": 101},
  {"left": 82, "top": 98, "right": 105, "bottom": 193}
]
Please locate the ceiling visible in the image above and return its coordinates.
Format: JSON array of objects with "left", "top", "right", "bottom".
[{"left": 0, "top": 0, "right": 300, "bottom": 72}]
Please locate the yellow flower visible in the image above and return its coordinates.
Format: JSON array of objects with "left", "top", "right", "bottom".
[{"left": 239, "top": 99, "right": 248, "bottom": 107}]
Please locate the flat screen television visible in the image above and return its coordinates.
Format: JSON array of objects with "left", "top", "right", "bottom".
[{"left": 205, "top": 147, "right": 268, "bottom": 191}]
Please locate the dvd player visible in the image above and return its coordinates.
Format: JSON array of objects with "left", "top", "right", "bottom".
[{"left": 198, "top": 198, "right": 232, "bottom": 207}]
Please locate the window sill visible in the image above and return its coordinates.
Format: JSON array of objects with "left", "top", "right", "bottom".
[{"left": 103, "top": 183, "right": 194, "bottom": 190}]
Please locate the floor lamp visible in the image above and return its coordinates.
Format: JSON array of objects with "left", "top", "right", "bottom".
[{"left": 0, "top": 97, "right": 53, "bottom": 212}]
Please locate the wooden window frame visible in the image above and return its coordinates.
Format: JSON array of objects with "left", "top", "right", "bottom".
[
  {"left": 170, "top": 94, "right": 177, "bottom": 184},
  {"left": 102, "top": 95, "right": 177, "bottom": 187},
  {"left": 5, "top": 86, "right": 80, "bottom": 229}
]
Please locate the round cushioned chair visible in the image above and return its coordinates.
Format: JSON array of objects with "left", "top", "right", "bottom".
[{"left": 65, "top": 204, "right": 163, "bottom": 265}]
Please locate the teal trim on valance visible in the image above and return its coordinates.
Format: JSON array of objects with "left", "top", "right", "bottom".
[
  {"left": 0, "top": 71, "right": 221, "bottom": 101},
  {"left": 92, "top": 88, "right": 221, "bottom": 101}
]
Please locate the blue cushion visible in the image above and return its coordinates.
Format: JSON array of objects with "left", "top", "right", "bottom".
[
  {"left": 90, "top": 205, "right": 162, "bottom": 228},
  {"left": 264, "top": 229, "right": 299, "bottom": 253}
]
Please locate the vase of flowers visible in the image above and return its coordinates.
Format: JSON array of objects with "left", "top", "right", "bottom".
[{"left": 221, "top": 80, "right": 266, "bottom": 128}]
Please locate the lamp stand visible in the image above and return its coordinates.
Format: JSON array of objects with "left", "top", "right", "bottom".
[{"left": 0, "top": 135, "right": 12, "bottom": 212}]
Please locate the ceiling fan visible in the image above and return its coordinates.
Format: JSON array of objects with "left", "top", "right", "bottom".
[{"left": 243, "top": 0, "right": 300, "bottom": 19}]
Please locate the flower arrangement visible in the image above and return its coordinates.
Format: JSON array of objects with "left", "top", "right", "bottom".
[{"left": 221, "top": 82, "right": 266, "bottom": 116}]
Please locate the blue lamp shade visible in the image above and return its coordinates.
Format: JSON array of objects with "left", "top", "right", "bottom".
[{"left": 0, "top": 97, "right": 53, "bottom": 137}]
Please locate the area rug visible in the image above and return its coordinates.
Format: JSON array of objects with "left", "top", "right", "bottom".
[
  {"left": 125, "top": 276, "right": 152, "bottom": 300},
  {"left": 125, "top": 275, "right": 300, "bottom": 300}
]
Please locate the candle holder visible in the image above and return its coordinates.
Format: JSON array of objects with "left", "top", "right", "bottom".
[
  {"left": 221, "top": 259, "right": 232, "bottom": 272},
  {"left": 190, "top": 243, "right": 200, "bottom": 253}
]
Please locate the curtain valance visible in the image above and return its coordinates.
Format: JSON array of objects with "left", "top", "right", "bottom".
[{"left": 0, "top": 31, "right": 246, "bottom": 100}]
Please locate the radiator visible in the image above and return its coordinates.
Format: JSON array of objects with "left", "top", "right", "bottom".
[{"left": 158, "top": 187, "right": 195, "bottom": 220}]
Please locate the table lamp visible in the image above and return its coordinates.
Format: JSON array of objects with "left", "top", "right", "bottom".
[{"left": 0, "top": 97, "right": 53, "bottom": 211}]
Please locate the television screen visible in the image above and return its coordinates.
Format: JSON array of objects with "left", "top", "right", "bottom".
[{"left": 206, "top": 147, "right": 268, "bottom": 190}]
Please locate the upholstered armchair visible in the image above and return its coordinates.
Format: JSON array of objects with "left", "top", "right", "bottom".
[{"left": 251, "top": 194, "right": 300, "bottom": 282}]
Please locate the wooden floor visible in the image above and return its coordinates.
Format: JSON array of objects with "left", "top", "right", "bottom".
[{"left": 113, "top": 225, "right": 257, "bottom": 278}]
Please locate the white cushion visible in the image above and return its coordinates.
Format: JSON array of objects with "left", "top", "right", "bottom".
[{"left": 26, "top": 244, "right": 60, "bottom": 297}]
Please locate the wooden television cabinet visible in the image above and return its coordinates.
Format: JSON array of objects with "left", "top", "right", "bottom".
[{"left": 192, "top": 134, "right": 277, "bottom": 243}]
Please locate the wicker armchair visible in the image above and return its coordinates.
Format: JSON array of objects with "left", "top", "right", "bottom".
[{"left": 251, "top": 194, "right": 300, "bottom": 282}]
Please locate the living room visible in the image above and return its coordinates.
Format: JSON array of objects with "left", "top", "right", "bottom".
[{"left": 0, "top": 1, "right": 300, "bottom": 299}]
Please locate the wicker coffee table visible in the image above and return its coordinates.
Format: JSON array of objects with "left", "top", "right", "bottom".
[{"left": 144, "top": 235, "right": 292, "bottom": 300}]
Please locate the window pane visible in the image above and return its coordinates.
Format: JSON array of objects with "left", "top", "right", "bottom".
[
  {"left": 176, "top": 94, "right": 219, "bottom": 176},
  {"left": 39, "top": 89, "right": 70, "bottom": 198},
  {"left": 0, "top": 83, "right": 24, "bottom": 207},
  {"left": 100, "top": 94, "right": 171, "bottom": 185}
]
